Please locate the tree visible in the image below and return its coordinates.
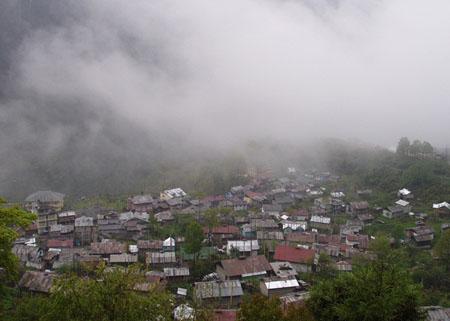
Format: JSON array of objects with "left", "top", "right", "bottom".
[
  {"left": 0, "top": 198, "right": 36, "bottom": 315},
  {"left": 422, "top": 141, "right": 434, "bottom": 155},
  {"left": 396, "top": 137, "right": 410, "bottom": 156},
  {"left": 204, "top": 208, "right": 219, "bottom": 230},
  {"left": 315, "top": 253, "right": 336, "bottom": 280},
  {"left": 434, "top": 230, "right": 450, "bottom": 272},
  {"left": 307, "top": 237, "right": 423, "bottom": 321},
  {"left": 9, "top": 265, "right": 173, "bottom": 321},
  {"left": 184, "top": 221, "right": 204, "bottom": 263},
  {"left": 238, "top": 295, "right": 283, "bottom": 321},
  {"left": 410, "top": 140, "right": 423, "bottom": 156},
  {"left": 284, "top": 304, "right": 315, "bottom": 321}
]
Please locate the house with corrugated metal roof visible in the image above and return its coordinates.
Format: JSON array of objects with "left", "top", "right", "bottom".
[
  {"left": 260, "top": 277, "right": 300, "bottom": 297},
  {"left": 216, "top": 255, "right": 273, "bottom": 280},
  {"left": 194, "top": 280, "right": 243, "bottom": 307}
]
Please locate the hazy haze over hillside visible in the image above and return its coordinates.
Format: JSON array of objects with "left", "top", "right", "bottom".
[{"left": 1, "top": 0, "right": 450, "bottom": 198}]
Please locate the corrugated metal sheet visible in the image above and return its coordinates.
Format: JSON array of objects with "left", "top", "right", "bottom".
[
  {"left": 219, "top": 255, "right": 272, "bottom": 277},
  {"left": 164, "top": 267, "right": 190, "bottom": 277},
  {"left": 19, "top": 271, "right": 54, "bottom": 293},
  {"left": 146, "top": 251, "right": 176, "bottom": 264},
  {"left": 195, "top": 280, "right": 243, "bottom": 299},
  {"left": 264, "top": 278, "right": 299, "bottom": 290}
]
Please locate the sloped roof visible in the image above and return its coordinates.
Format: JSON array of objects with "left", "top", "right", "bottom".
[
  {"left": 90, "top": 240, "right": 126, "bottom": 255},
  {"left": 19, "top": 271, "right": 54, "bottom": 293},
  {"left": 286, "top": 232, "right": 317, "bottom": 244},
  {"left": 219, "top": 255, "right": 272, "bottom": 277},
  {"left": 137, "top": 240, "right": 163, "bottom": 250},
  {"left": 263, "top": 278, "right": 299, "bottom": 290},
  {"left": 274, "top": 245, "right": 315, "bottom": 264},
  {"left": 47, "top": 239, "right": 73, "bottom": 248},
  {"left": 25, "top": 190, "right": 65, "bottom": 203},
  {"left": 195, "top": 280, "right": 243, "bottom": 299},
  {"left": 395, "top": 199, "right": 410, "bottom": 207},
  {"left": 204, "top": 226, "right": 240, "bottom": 235},
  {"left": 350, "top": 201, "right": 369, "bottom": 210},
  {"left": 130, "top": 194, "right": 153, "bottom": 204},
  {"left": 226, "top": 240, "right": 260, "bottom": 253},
  {"left": 433, "top": 202, "right": 450, "bottom": 209}
]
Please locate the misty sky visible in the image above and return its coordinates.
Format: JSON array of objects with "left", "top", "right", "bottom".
[
  {"left": 9, "top": 0, "right": 448, "bottom": 148},
  {"left": 7, "top": 0, "right": 450, "bottom": 146}
]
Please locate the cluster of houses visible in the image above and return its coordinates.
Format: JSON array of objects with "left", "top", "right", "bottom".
[{"left": 12, "top": 170, "right": 450, "bottom": 320}]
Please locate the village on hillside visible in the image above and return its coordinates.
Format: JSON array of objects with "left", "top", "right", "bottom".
[{"left": 11, "top": 166, "right": 450, "bottom": 320}]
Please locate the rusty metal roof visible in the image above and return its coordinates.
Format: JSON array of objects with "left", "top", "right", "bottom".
[
  {"left": 90, "top": 240, "right": 126, "bottom": 255},
  {"left": 219, "top": 255, "right": 272, "bottom": 277},
  {"left": 19, "top": 271, "right": 54, "bottom": 293}
]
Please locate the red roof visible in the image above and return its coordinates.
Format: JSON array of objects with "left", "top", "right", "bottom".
[
  {"left": 47, "top": 239, "right": 73, "bottom": 248},
  {"left": 203, "top": 226, "right": 240, "bottom": 235},
  {"left": 274, "top": 245, "right": 315, "bottom": 264}
]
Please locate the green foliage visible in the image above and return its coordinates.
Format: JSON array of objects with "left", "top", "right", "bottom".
[
  {"left": 307, "top": 237, "right": 424, "bottom": 321},
  {"left": 397, "top": 137, "right": 410, "bottom": 156},
  {"left": 315, "top": 253, "right": 336, "bottom": 280},
  {"left": 434, "top": 230, "right": 450, "bottom": 272},
  {"left": 8, "top": 265, "right": 173, "bottom": 321},
  {"left": 184, "top": 221, "right": 204, "bottom": 261},
  {"left": 0, "top": 198, "right": 36, "bottom": 316},
  {"left": 238, "top": 295, "right": 283, "bottom": 321},
  {"left": 204, "top": 208, "right": 220, "bottom": 229}
]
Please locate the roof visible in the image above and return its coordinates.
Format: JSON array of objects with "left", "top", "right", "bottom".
[
  {"left": 270, "top": 262, "right": 298, "bottom": 278},
  {"left": 281, "top": 220, "right": 307, "bottom": 231},
  {"left": 163, "top": 237, "right": 176, "bottom": 247},
  {"left": 137, "top": 240, "right": 163, "bottom": 250},
  {"left": 25, "top": 190, "right": 65, "bottom": 203},
  {"left": 219, "top": 255, "right": 272, "bottom": 277},
  {"left": 286, "top": 232, "right": 316, "bottom": 244},
  {"left": 226, "top": 240, "right": 259, "bottom": 253},
  {"left": 162, "top": 188, "right": 186, "bottom": 198},
  {"left": 19, "top": 271, "right": 54, "bottom": 293},
  {"left": 195, "top": 280, "right": 243, "bottom": 299},
  {"left": 395, "top": 199, "right": 410, "bottom": 207},
  {"left": 263, "top": 278, "right": 299, "bottom": 290},
  {"left": 433, "top": 202, "right": 450, "bottom": 209},
  {"left": 250, "top": 219, "right": 279, "bottom": 229},
  {"left": 155, "top": 211, "right": 174, "bottom": 222},
  {"left": 90, "top": 240, "right": 126, "bottom": 255},
  {"left": 75, "top": 216, "right": 94, "bottom": 227},
  {"left": 204, "top": 226, "right": 240, "bottom": 235},
  {"left": 310, "top": 215, "right": 331, "bottom": 224},
  {"left": 130, "top": 194, "right": 153, "bottom": 204},
  {"left": 119, "top": 211, "right": 149, "bottom": 222},
  {"left": 274, "top": 245, "right": 315, "bottom": 264},
  {"left": 47, "top": 239, "right": 73, "bottom": 248},
  {"left": 257, "top": 231, "right": 284, "bottom": 240},
  {"left": 399, "top": 188, "right": 411, "bottom": 195},
  {"left": 174, "top": 304, "right": 194, "bottom": 321},
  {"left": 330, "top": 191, "right": 345, "bottom": 198},
  {"left": 146, "top": 251, "right": 176, "bottom": 264},
  {"left": 427, "top": 307, "right": 450, "bottom": 321},
  {"left": 58, "top": 211, "right": 76, "bottom": 218},
  {"left": 350, "top": 201, "right": 369, "bottom": 210},
  {"left": 109, "top": 253, "right": 138, "bottom": 263},
  {"left": 164, "top": 267, "right": 190, "bottom": 277}
]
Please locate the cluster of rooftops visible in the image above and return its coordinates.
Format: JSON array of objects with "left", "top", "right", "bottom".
[{"left": 13, "top": 169, "right": 450, "bottom": 320}]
